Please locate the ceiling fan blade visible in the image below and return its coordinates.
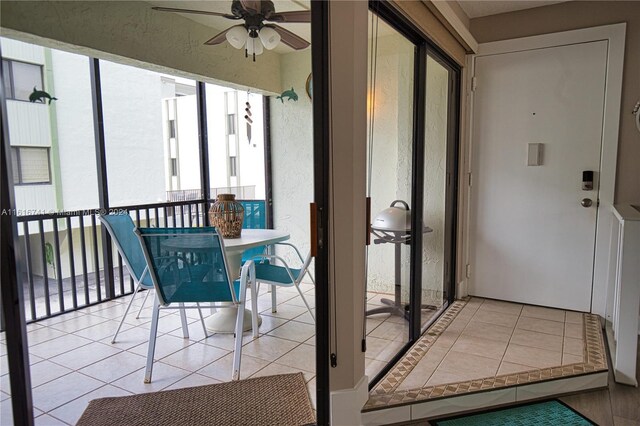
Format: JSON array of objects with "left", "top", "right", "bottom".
[
  {"left": 151, "top": 6, "right": 239, "bottom": 20},
  {"left": 266, "top": 10, "right": 311, "bottom": 23},
  {"left": 239, "top": 0, "right": 261, "bottom": 13},
  {"left": 204, "top": 26, "right": 236, "bottom": 45},
  {"left": 270, "top": 25, "right": 310, "bottom": 50}
]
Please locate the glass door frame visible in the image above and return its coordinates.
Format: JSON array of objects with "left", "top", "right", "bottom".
[{"left": 368, "top": 0, "right": 461, "bottom": 386}]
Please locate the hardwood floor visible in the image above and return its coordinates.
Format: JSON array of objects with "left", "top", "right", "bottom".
[{"left": 559, "top": 338, "right": 639, "bottom": 426}]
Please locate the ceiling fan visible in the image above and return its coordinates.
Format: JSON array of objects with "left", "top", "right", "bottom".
[{"left": 152, "top": 0, "right": 310, "bottom": 61}]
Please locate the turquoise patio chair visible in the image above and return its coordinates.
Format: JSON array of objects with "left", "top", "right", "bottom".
[
  {"left": 240, "top": 200, "right": 267, "bottom": 263},
  {"left": 99, "top": 213, "right": 206, "bottom": 343},
  {"left": 252, "top": 242, "right": 315, "bottom": 322},
  {"left": 135, "top": 226, "right": 256, "bottom": 382}
]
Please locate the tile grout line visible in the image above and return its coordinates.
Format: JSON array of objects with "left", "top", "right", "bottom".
[
  {"left": 422, "top": 298, "right": 485, "bottom": 388},
  {"left": 498, "top": 302, "right": 524, "bottom": 374}
]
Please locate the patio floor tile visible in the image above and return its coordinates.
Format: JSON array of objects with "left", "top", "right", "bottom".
[
  {"left": 274, "top": 343, "right": 315, "bottom": 373},
  {"left": 77, "top": 351, "right": 147, "bottom": 383},
  {"left": 29, "top": 334, "right": 93, "bottom": 360},
  {"left": 48, "top": 384, "right": 132, "bottom": 425},
  {"left": 109, "top": 362, "right": 190, "bottom": 394},
  {"left": 49, "top": 342, "right": 122, "bottom": 370},
  {"left": 198, "top": 353, "right": 269, "bottom": 381},
  {"left": 241, "top": 335, "right": 300, "bottom": 362},
  {"left": 31, "top": 372, "right": 103, "bottom": 412},
  {"left": 161, "top": 342, "right": 229, "bottom": 371},
  {"left": 267, "top": 319, "right": 315, "bottom": 343}
]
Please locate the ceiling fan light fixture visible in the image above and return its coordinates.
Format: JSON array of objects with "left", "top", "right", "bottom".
[
  {"left": 226, "top": 25, "right": 249, "bottom": 49},
  {"left": 259, "top": 27, "right": 281, "bottom": 50},
  {"left": 246, "top": 37, "right": 264, "bottom": 56}
]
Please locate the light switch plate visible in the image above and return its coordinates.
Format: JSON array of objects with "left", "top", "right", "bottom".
[{"left": 527, "top": 143, "right": 543, "bottom": 166}]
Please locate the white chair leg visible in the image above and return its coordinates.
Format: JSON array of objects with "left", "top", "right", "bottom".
[
  {"left": 232, "top": 303, "right": 245, "bottom": 381},
  {"left": 196, "top": 303, "right": 209, "bottom": 338},
  {"left": 250, "top": 281, "right": 259, "bottom": 339},
  {"left": 295, "top": 283, "right": 315, "bottom": 321},
  {"left": 271, "top": 284, "right": 277, "bottom": 313},
  {"left": 232, "top": 305, "right": 248, "bottom": 381},
  {"left": 135, "top": 289, "right": 151, "bottom": 319},
  {"left": 144, "top": 296, "right": 161, "bottom": 383},
  {"left": 111, "top": 284, "right": 140, "bottom": 343},
  {"left": 179, "top": 303, "right": 189, "bottom": 339}
]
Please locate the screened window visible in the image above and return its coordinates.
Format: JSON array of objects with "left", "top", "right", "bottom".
[
  {"left": 2, "top": 59, "right": 44, "bottom": 101},
  {"left": 169, "top": 119, "right": 176, "bottom": 138},
  {"left": 229, "top": 156, "right": 237, "bottom": 177},
  {"left": 226, "top": 113, "right": 236, "bottom": 135},
  {"left": 171, "top": 158, "right": 178, "bottom": 176},
  {"left": 11, "top": 147, "right": 51, "bottom": 184}
]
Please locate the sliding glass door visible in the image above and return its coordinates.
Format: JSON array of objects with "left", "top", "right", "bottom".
[
  {"left": 419, "top": 53, "right": 458, "bottom": 329},
  {"left": 365, "top": 6, "right": 459, "bottom": 385},
  {"left": 365, "top": 11, "right": 415, "bottom": 375}
]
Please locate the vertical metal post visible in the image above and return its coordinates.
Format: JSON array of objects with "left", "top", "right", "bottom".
[
  {"left": 0, "top": 44, "right": 35, "bottom": 426},
  {"left": 445, "top": 65, "right": 461, "bottom": 305},
  {"left": 262, "top": 96, "right": 274, "bottom": 229},
  {"left": 311, "top": 0, "right": 330, "bottom": 423},
  {"left": 409, "top": 44, "right": 427, "bottom": 342},
  {"left": 89, "top": 58, "right": 114, "bottom": 299},
  {"left": 196, "top": 82, "right": 211, "bottom": 226}
]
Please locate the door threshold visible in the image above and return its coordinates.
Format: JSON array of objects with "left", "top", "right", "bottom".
[{"left": 361, "top": 297, "right": 608, "bottom": 424}]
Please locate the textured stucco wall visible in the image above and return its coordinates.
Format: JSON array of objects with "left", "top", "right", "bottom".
[
  {"left": 421, "top": 56, "right": 449, "bottom": 305},
  {"left": 0, "top": 1, "right": 283, "bottom": 94},
  {"left": 365, "top": 33, "right": 449, "bottom": 308},
  {"left": 269, "top": 49, "right": 313, "bottom": 266},
  {"left": 367, "top": 32, "right": 414, "bottom": 295}
]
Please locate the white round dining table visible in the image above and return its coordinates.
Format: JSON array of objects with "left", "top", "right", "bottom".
[{"left": 206, "top": 229, "right": 289, "bottom": 333}]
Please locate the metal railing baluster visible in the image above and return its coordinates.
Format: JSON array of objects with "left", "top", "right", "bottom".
[
  {"left": 91, "top": 215, "right": 102, "bottom": 302},
  {"left": 79, "top": 215, "right": 90, "bottom": 305},
  {"left": 23, "top": 222, "right": 36, "bottom": 321},
  {"left": 66, "top": 216, "right": 78, "bottom": 309},
  {"left": 38, "top": 220, "right": 51, "bottom": 317},
  {"left": 52, "top": 219, "right": 65, "bottom": 312}
]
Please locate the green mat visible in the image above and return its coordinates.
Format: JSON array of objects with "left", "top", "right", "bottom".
[{"left": 432, "top": 400, "right": 595, "bottom": 426}]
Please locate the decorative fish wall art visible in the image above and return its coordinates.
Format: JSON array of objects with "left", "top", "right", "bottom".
[
  {"left": 29, "top": 87, "right": 57, "bottom": 104},
  {"left": 276, "top": 88, "right": 298, "bottom": 103}
]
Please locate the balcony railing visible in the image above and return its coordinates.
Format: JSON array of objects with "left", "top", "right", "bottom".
[
  {"left": 1, "top": 198, "right": 265, "bottom": 329},
  {"left": 166, "top": 185, "right": 256, "bottom": 202}
]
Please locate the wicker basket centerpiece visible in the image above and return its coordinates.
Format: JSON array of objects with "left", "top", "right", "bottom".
[{"left": 208, "top": 194, "right": 245, "bottom": 238}]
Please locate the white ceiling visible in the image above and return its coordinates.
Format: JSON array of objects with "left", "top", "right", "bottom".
[
  {"left": 145, "top": 0, "right": 310, "bottom": 54},
  {"left": 145, "top": 1, "right": 576, "bottom": 53},
  {"left": 457, "top": 1, "right": 570, "bottom": 19}
]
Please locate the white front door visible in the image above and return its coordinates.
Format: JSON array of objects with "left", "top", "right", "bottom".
[{"left": 469, "top": 40, "right": 608, "bottom": 312}]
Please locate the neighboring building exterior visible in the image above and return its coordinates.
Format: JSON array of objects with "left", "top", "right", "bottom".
[{"left": 2, "top": 37, "right": 266, "bottom": 279}]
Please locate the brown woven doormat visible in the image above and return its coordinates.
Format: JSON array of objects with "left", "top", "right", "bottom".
[{"left": 77, "top": 373, "right": 316, "bottom": 426}]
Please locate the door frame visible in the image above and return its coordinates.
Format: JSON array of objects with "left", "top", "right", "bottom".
[{"left": 463, "top": 23, "right": 626, "bottom": 316}]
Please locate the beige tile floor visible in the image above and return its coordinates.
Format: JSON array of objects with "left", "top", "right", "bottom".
[
  {"left": 365, "top": 292, "right": 442, "bottom": 376},
  {"left": 384, "top": 297, "right": 586, "bottom": 393},
  {"left": 0, "top": 286, "right": 411, "bottom": 425}
]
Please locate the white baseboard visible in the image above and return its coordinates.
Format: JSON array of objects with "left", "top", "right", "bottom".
[
  {"left": 456, "top": 279, "right": 468, "bottom": 298},
  {"left": 331, "top": 375, "right": 369, "bottom": 426}
]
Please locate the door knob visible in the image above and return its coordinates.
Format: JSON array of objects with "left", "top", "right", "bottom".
[{"left": 581, "top": 198, "right": 593, "bottom": 208}]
